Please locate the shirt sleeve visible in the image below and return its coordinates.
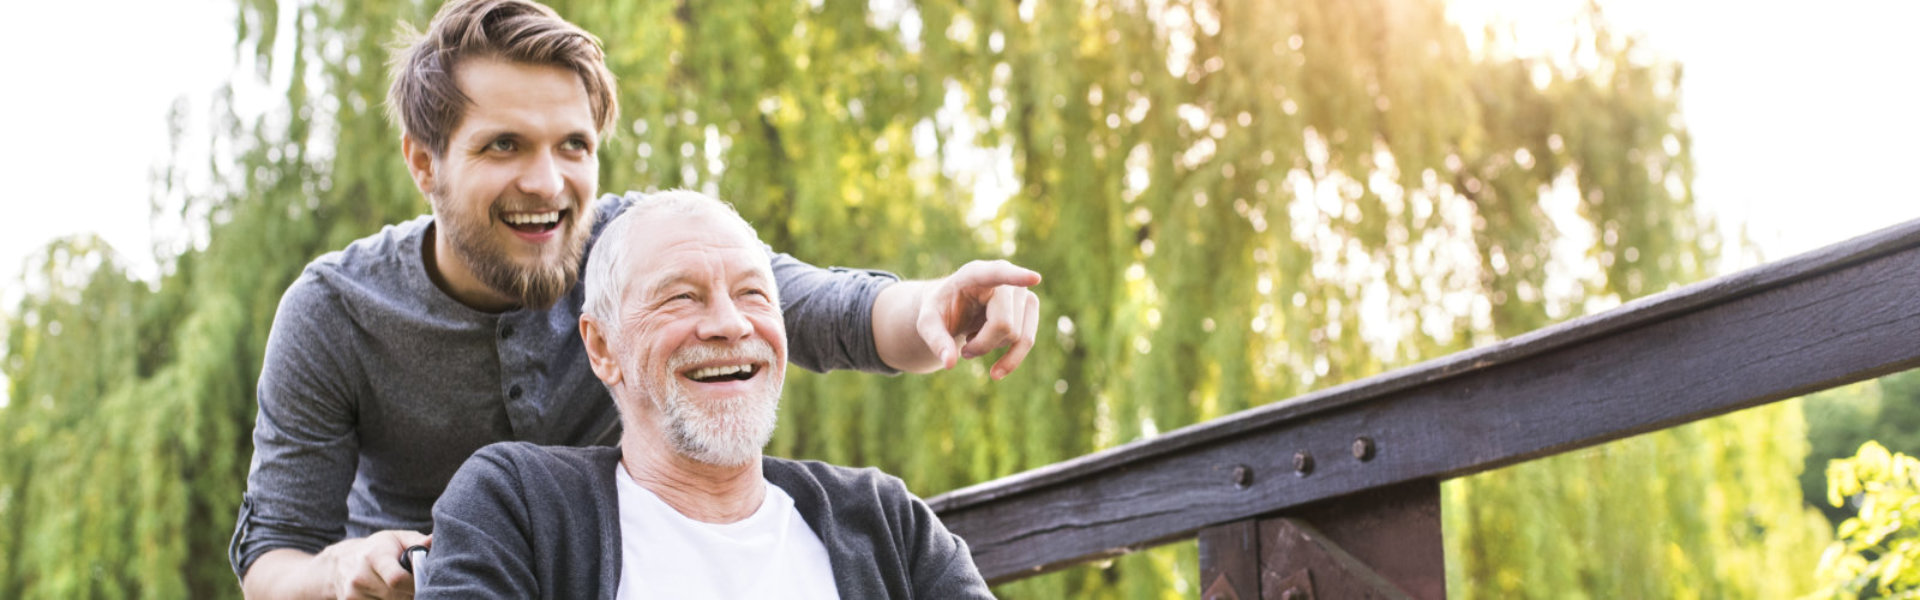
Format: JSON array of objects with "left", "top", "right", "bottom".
[
  {"left": 769, "top": 253, "right": 900, "bottom": 374},
  {"left": 229, "top": 274, "right": 364, "bottom": 578},
  {"left": 417, "top": 444, "right": 540, "bottom": 599},
  {"left": 604, "top": 191, "right": 901, "bottom": 374}
]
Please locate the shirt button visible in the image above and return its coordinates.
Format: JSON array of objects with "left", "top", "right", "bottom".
[
  {"left": 508, "top": 385, "right": 523, "bottom": 400},
  {"left": 500, "top": 325, "right": 514, "bottom": 339}
]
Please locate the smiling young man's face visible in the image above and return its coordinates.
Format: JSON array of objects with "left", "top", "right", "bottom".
[
  {"left": 411, "top": 55, "right": 599, "bottom": 311},
  {"left": 613, "top": 205, "right": 788, "bottom": 466}
]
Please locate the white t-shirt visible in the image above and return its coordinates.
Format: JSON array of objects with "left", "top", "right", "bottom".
[{"left": 613, "top": 464, "right": 840, "bottom": 599}]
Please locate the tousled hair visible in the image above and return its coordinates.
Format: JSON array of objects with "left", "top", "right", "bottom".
[{"left": 386, "top": 0, "right": 618, "bottom": 157}]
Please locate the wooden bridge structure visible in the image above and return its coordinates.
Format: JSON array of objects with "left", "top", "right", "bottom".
[{"left": 928, "top": 219, "right": 1920, "bottom": 599}]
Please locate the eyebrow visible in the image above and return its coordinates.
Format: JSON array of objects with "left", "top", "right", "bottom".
[
  {"left": 462, "top": 128, "right": 595, "bottom": 145},
  {"left": 638, "top": 266, "right": 774, "bottom": 300},
  {"left": 638, "top": 270, "right": 698, "bottom": 300},
  {"left": 464, "top": 128, "right": 518, "bottom": 141}
]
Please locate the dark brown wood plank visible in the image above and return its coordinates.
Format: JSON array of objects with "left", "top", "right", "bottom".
[
  {"left": 1290, "top": 480, "right": 1445, "bottom": 599},
  {"left": 1199, "top": 520, "right": 1260, "bottom": 600},
  {"left": 936, "top": 218, "right": 1920, "bottom": 583},
  {"left": 1258, "top": 518, "right": 1412, "bottom": 600}
]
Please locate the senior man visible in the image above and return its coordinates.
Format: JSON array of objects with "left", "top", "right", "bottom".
[{"left": 419, "top": 191, "right": 993, "bottom": 598}]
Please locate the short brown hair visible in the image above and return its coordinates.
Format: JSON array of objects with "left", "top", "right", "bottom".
[{"left": 386, "top": 0, "right": 619, "bottom": 157}]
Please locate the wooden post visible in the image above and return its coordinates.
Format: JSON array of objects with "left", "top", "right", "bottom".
[
  {"left": 1200, "top": 480, "right": 1444, "bottom": 599},
  {"left": 1199, "top": 520, "right": 1261, "bottom": 600}
]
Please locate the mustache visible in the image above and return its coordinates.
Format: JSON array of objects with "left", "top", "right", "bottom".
[
  {"left": 491, "top": 191, "right": 584, "bottom": 212},
  {"left": 668, "top": 339, "right": 777, "bottom": 372}
]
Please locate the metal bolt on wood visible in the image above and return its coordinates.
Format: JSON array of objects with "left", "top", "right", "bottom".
[
  {"left": 1352, "top": 436, "right": 1376, "bottom": 461},
  {"left": 1293, "top": 451, "right": 1314, "bottom": 476},
  {"left": 1231, "top": 464, "right": 1253, "bottom": 488}
]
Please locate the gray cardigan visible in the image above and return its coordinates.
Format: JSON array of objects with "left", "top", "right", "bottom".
[{"left": 420, "top": 442, "right": 992, "bottom": 599}]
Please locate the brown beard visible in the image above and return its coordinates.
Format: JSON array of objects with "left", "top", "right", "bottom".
[
  {"left": 433, "top": 184, "right": 596, "bottom": 310},
  {"left": 479, "top": 241, "right": 582, "bottom": 309}
]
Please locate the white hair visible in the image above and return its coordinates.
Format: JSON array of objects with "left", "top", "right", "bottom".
[{"left": 581, "top": 189, "right": 763, "bottom": 337}]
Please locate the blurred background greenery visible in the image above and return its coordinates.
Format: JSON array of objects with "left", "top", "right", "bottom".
[{"left": 1, "top": 0, "right": 1916, "bottom": 597}]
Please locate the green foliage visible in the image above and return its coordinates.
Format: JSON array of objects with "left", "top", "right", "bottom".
[
  {"left": 1445, "top": 400, "right": 1830, "bottom": 599},
  {"left": 1804, "top": 370, "right": 1920, "bottom": 527},
  {"left": 1880, "top": 374, "right": 1920, "bottom": 456},
  {"left": 1810, "top": 441, "right": 1920, "bottom": 598},
  {"left": 0, "top": 0, "right": 1826, "bottom": 597}
]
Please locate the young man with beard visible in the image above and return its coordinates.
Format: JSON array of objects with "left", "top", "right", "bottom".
[
  {"left": 229, "top": 1, "right": 1037, "bottom": 598},
  {"left": 418, "top": 191, "right": 993, "bottom": 598}
]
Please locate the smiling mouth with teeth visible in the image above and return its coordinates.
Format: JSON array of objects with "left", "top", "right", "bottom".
[
  {"left": 502, "top": 210, "right": 566, "bottom": 233},
  {"left": 685, "top": 364, "right": 760, "bottom": 383}
]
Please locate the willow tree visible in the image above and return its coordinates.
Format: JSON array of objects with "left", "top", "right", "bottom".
[{"left": 0, "top": 0, "right": 1827, "bottom": 597}]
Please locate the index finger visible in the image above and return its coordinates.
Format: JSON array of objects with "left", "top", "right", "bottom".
[
  {"left": 396, "top": 531, "right": 432, "bottom": 548},
  {"left": 950, "top": 261, "right": 1042, "bottom": 292}
]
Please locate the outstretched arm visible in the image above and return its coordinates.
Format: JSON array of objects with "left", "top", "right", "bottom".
[
  {"left": 872, "top": 260, "right": 1042, "bottom": 379},
  {"left": 612, "top": 192, "right": 1043, "bottom": 378}
]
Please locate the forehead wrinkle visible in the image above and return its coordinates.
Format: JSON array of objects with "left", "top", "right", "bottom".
[
  {"left": 619, "top": 204, "right": 773, "bottom": 300},
  {"left": 630, "top": 246, "right": 772, "bottom": 301}
]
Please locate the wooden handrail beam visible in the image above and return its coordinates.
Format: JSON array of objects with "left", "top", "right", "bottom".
[{"left": 932, "top": 218, "right": 1920, "bottom": 584}]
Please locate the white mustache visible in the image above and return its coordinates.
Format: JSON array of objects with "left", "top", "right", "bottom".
[{"left": 668, "top": 339, "right": 776, "bottom": 372}]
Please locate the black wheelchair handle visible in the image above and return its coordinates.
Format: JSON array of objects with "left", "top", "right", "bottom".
[{"left": 398, "top": 545, "right": 430, "bottom": 575}]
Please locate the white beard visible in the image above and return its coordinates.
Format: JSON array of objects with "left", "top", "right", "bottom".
[{"left": 643, "top": 340, "right": 782, "bottom": 467}]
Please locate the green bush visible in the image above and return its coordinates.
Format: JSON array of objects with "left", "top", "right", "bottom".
[{"left": 1812, "top": 441, "right": 1920, "bottom": 598}]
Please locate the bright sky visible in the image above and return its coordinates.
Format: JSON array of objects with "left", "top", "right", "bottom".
[
  {"left": 1450, "top": 0, "right": 1920, "bottom": 270},
  {"left": 0, "top": 0, "right": 1916, "bottom": 306},
  {"left": 0, "top": 0, "right": 233, "bottom": 300}
]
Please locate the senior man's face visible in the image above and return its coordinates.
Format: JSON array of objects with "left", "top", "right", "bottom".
[{"left": 617, "top": 208, "right": 787, "bottom": 466}]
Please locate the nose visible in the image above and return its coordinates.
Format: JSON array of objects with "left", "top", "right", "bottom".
[
  {"left": 515, "top": 151, "right": 564, "bottom": 199},
  {"left": 695, "top": 295, "right": 753, "bottom": 342}
]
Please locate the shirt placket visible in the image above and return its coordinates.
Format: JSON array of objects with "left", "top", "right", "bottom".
[{"left": 497, "top": 311, "right": 541, "bottom": 439}]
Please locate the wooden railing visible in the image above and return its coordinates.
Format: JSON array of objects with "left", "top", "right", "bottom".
[{"left": 928, "top": 218, "right": 1920, "bottom": 598}]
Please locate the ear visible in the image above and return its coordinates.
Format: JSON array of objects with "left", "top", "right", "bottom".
[
  {"left": 581, "top": 313, "right": 623, "bottom": 387},
  {"left": 402, "top": 134, "right": 437, "bottom": 199}
]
